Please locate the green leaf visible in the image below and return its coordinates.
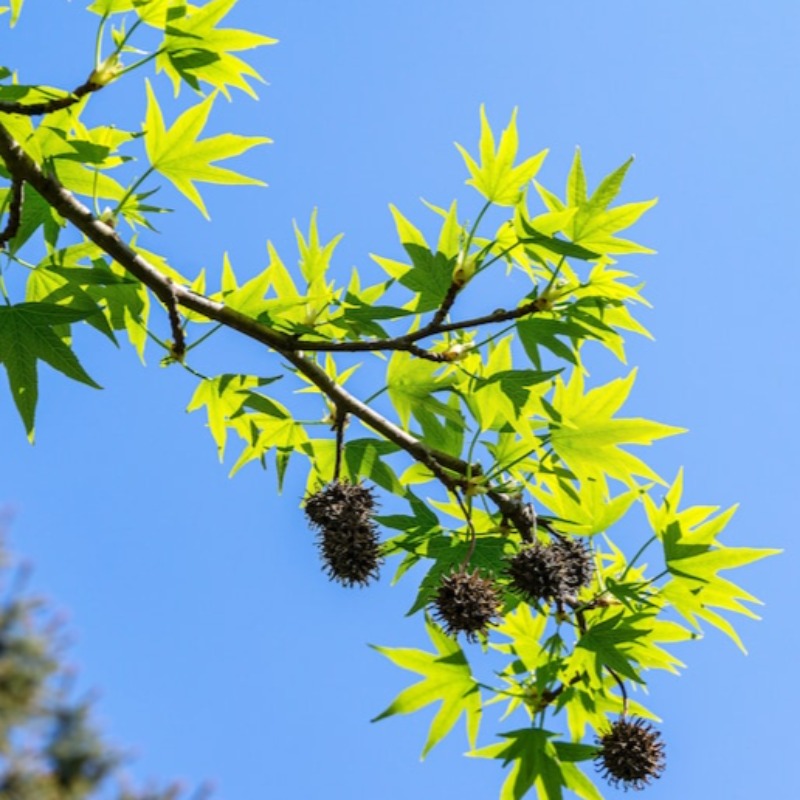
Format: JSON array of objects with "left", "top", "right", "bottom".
[
  {"left": 344, "top": 438, "right": 405, "bottom": 494},
  {"left": 5, "top": 0, "right": 21, "bottom": 26},
  {"left": 380, "top": 205, "right": 455, "bottom": 312},
  {"left": 88, "top": 0, "right": 148, "bottom": 15},
  {"left": 372, "top": 617, "right": 482, "bottom": 758},
  {"left": 397, "top": 243, "right": 454, "bottom": 313},
  {"left": 25, "top": 266, "right": 117, "bottom": 344},
  {"left": 566, "top": 148, "right": 588, "bottom": 206},
  {"left": 476, "top": 369, "right": 561, "bottom": 417},
  {"left": 585, "top": 157, "right": 633, "bottom": 213},
  {"left": 332, "top": 292, "right": 411, "bottom": 340},
  {"left": 11, "top": 184, "right": 64, "bottom": 251},
  {"left": 143, "top": 80, "right": 270, "bottom": 218},
  {"left": 492, "top": 603, "right": 549, "bottom": 673},
  {"left": 470, "top": 729, "right": 574, "bottom": 800},
  {"left": 516, "top": 212, "right": 600, "bottom": 261},
  {"left": 156, "top": 0, "right": 276, "bottom": 97},
  {"left": 576, "top": 611, "right": 649, "bottom": 682},
  {"left": 517, "top": 317, "right": 597, "bottom": 369},
  {"left": 413, "top": 393, "right": 465, "bottom": 457},
  {"left": 455, "top": 106, "right": 548, "bottom": 206},
  {"left": 386, "top": 350, "right": 456, "bottom": 430},
  {"left": 187, "top": 374, "right": 261, "bottom": 460},
  {"left": 644, "top": 474, "right": 781, "bottom": 651},
  {"left": 293, "top": 208, "right": 343, "bottom": 285},
  {"left": 549, "top": 369, "right": 685, "bottom": 485},
  {"left": 0, "top": 303, "right": 101, "bottom": 439},
  {"left": 531, "top": 475, "right": 642, "bottom": 536}
]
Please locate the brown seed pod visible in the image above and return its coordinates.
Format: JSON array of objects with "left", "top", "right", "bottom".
[
  {"left": 551, "top": 536, "right": 595, "bottom": 595},
  {"left": 304, "top": 481, "right": 377, "bottom": 532},
  {"left": 317, "top": 521, "right": 383, "bottom": 587},
  {"left": 505, "top": 542, "right": 566, "bottom": 603},
  {"left": 595, "top": 717, "right": 666, "bottom": 791},
  {"left": 432, "top": 569, "right": 502, "bottom": 642}
]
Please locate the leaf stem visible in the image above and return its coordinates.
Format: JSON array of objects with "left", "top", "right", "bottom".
[
  {"left": 621, "top": 535, "right": 657, "bottom": 581},
  {"left": 186, "top": 322, "right": 223, "bottom": 353},
  {"left": 112, "top": 165, "right": 155, "bottom": 218},
  {"left": 117, "top": 49, "right": 164, "bottom": 79},
  {"left": 94, "top": 14, "right": 109, "bottom": 70}
]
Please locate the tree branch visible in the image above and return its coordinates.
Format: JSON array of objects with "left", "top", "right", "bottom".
[
  {"left": 287, "top": 297, "right": 551, "bottom": 356},
  {"left": 0, "top": 174, "right": 23, "bottom": 250},
  {"left": 0, "top": 78, "right": 102, "bottom": 117},
  {"left": 0, "top": 120, "right": 474, "bottom": 480}
]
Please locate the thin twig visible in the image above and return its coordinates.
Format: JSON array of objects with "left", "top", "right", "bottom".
[
  {"left": 332, "top": 409, "right": 347, "bottom": 482},
  {"left": 0, "top": 79, "right": 102, "bottom": 117},
  {"left": 0, "top": 176, "right": 23, "bottom": 250},
  {"left": 428, "top": 279, "right": 463, "bottom": 329},
  {"left": 164, "top": 279, "right": 186, "bottom": 361},
  {"left": 285, "top": 296, "right": 553, "bottom": 355},
  {"left": 606, "top": 666, "right": 629, "bottom": 717}
]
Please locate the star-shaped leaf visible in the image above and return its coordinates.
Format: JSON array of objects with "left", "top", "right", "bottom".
[
  {"left": 456, "top": 106, "right": 548, "bottom": 206},
  {"left": 470, "top": 729, "right": 602, "bottom": 800},
  {"left": 372, "top": 616, "right": 482, "bottom": 758},
  {"left": 156, "top": 0, "right": 276, "bottom": 97},
  {"left": 143, "top": 79, "right": 270, "bottom": 218},
  {"left": 549, "top": 369, "right": 685, "bottom": 485},
  {"left": 0, "top": 303, "right": 101, "bottom": 440},
  {"left": 644, "top": 471, "right": 781, "bottom": 651}
]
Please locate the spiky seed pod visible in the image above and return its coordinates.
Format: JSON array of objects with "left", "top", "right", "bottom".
[
  {"left": 304, "top": 481, "right": 377, "bottom": 532},
  {"left": 595, "top": 717, "right": 666, "bottom": 791},
  {"left": 433, "top": 569, "right": 502, "bottom": 642},
  {"left": 505, "top": 542, "right": 566, "bottom": 603},
  {"left": 305, "top": 481, "right": 382, "bottom": 587},
  {"left": 551, "top": 536, "right": 595, "bottom": 595},
  {"left": 317, "top": 521, "right": 383, "bottom": 587}
]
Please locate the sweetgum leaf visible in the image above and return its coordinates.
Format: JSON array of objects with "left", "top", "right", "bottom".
[{"left": 0, "top": 303, "right": 101, "bottom": 439}]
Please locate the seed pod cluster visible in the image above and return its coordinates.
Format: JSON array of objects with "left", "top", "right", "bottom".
[
  {"left": 595, "top": 717, "right": 666, "bottom": 791},
  {"left": 506, "top": 535, "right": 594, "bottom": 604},
  {"left": 432, "top": 569, "right": 502, "bottom": 642},
  {"left": 304, "top": 481, "right": 383, "bottom": 587}
]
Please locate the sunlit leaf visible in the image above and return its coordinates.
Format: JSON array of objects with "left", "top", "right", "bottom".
[
  {"left": 0, "top": 303, "right": 101, "bottom": 439},
  {"left": 456, "top": 106, "right": 548, "bottom": 206},
  {"left": 143, "top": 80, "right": 270, "bottom": 218},
  {"left": 372, "top": 617, "right": 482, "bottom": 757}
]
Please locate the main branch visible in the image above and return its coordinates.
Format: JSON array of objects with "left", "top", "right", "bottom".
[{"left": 0, "top": 122, "right": 477, "bottom": 478}]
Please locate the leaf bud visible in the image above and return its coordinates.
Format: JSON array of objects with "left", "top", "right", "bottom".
[
  {"left": 440, "top": 342, "right": 473, "bottom": 362},
  {"left": 452, "top": 252, "right": 478, "bottom": 288},
  {"left": 88, "top": 54, "right": 122, "bottom": 88}
]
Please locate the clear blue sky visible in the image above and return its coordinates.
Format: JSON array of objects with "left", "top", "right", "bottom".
[{"left": 1, "top": 2, "right": 798, "bottom": 798}]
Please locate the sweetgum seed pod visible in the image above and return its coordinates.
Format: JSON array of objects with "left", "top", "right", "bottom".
[{"left": 595, "top": 717, "right": 666, "bottom": 791}]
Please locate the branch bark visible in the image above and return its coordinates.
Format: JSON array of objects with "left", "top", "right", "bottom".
[
  {"left": 0, "top": 120, "right": 476, "bottom": 480},
  {"left": 0, "top": 79, "right": 102, "bottom": 117}
]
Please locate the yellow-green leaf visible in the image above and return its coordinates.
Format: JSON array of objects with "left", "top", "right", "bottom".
[
  {"left": 549, "top": 369, "right": 685, "bottom": 485},
  {"left": 143, "top": 80, "right": 270, "bottom": 218},
  {"left": 455, "top": 106, "right": 548, "bottom": 206},
  {"left": 372, "top": 617, "right": 482, "bottom": 758}
]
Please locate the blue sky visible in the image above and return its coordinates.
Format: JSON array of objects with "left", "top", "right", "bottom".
[{"left": 1, "top": 1, "right": 799, "bottom": 798}]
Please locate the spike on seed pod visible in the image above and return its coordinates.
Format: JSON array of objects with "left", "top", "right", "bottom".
[
  {"left": 505, "top": 542, "right": 565, "bottom": 603},
  {"left": 432, "top": 569, "right": 502, "bottom": 642},
  {"left": 595, "top": 717, "right": 666, "bottom": 791}
]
